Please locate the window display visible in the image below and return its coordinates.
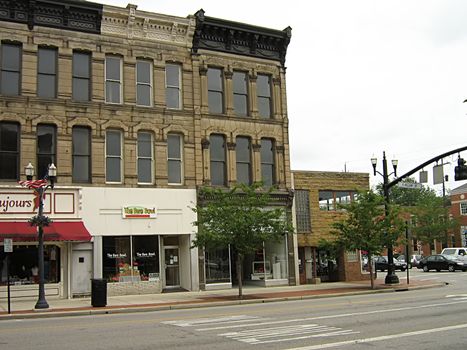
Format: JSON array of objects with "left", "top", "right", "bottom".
[
  {"left": 265, "top": 237, "right": 288, "bottom": 280},
  {"left": 205, "top": 247, "right": 230, "bottom": 284},
  {"left": 0, "top": 244, "right": 60, "bottom": 285},
  {"left": 103, "top": 235, "right": 159, "bottom": 283}
]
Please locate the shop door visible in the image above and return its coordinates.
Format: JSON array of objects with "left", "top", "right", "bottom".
[
  {"left": 72, "top": 250, "right": 92, "bottom": 295},
  {"left": 164, "top": 247, "right": 180, "bottom": 288}
]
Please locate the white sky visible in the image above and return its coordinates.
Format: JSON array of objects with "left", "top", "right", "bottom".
[{"left": 94, "top": 0, "right": 467, "bottom": 192}]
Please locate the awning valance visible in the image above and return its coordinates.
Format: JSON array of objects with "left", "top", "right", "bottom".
[{"left": 0, "top": 221, "right": 92, "bottom": 242}]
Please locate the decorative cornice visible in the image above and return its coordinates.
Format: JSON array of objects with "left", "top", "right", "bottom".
[
  {"left": 101, "top": 4, "right": 195, "bottom": 47},
  {"left": 192, "top": 9, "right": 291, "bottom": 67},
  {"left": 0, "top": 0, "right": 102, "bottom": 34}
]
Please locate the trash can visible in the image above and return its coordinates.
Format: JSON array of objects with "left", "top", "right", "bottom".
[{"left": 91, "top": 278, "right": 107, "bottom": 307}]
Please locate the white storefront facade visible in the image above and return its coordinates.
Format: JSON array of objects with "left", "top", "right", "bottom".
[
  {"left": 0, "top": 187, "right": 92, "bottom": 300},
  {"left": 80, "top": 187, "right": 199, "bottom": 296}
]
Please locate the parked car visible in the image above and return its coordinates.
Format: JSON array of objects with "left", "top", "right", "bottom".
[
  {"left": 396, "top": 254, "right": 423, "bottom": 269},
  {"left": 440, "top": 248, "right": 467, "bottom": 261},
  {"left": 418, "top": 254, "right": 467, "bottom": 272},
  {"left": 374, "top": 256, "right": 407, "bottom": 272}
]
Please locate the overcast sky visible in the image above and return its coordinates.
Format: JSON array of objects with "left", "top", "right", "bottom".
[{"left": 95, "top": 0, "right": 467, "bottom": 192}]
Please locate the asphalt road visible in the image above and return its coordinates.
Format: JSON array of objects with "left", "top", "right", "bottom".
[{"left": 2, "top": 269, "right": 467, "bottom": 350}]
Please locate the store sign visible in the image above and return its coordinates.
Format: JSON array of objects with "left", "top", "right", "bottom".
[
  {"left": 0, "top": 193, "right": 34, "bottom": 214},
  {"left": 136, "top": 252, "right": 156, "bottom": 258},
  {"left": 122, "top": 206, "right": 157, "bottom": 219},
  {"left": 4, "top": 238, "right": 13, "bottom": 253}
]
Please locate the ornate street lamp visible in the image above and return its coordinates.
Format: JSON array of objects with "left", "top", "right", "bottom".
[
  {"left": 21, "top": 162, "right": 57, "bottom": 309},
  {"left": 371, "top": 152, "right": 399, "bottom": 284}
]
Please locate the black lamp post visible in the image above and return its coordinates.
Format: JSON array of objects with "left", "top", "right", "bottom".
[
  {"left": 25, "top": 162, "right": 57, "bottom": 309},
  {"left": 371, "top": 152, "right": 399, "bottom": 284}
]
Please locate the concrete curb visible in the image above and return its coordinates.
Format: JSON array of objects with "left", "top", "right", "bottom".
[{"left": 0, "top": 282, "right": 445, "bottom": 320}]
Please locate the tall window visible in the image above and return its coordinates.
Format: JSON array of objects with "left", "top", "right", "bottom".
[
  {"left": 0, "top": 121, "right": 20, "bottom": 180},
  {"left": 233, "top": 71, "right": 248, "bottom": 116},
  {"left": 236, "top": 136, "right": 251, "bottom": 185},
  {"left": 167, "top": 134, "right": 183, "bottom": 184},
  {"left": 37, "top": 47, "right": 57, "bottom": 98},
  {"left": 105, "top": 55, "right": 122, "bottom": 104},
  {"left": 72, "top": 51, "right": 91, "bottom": 101},
  {"left": 72, "top": 126, "right": 91, "bottom": 183},
  {"left": 461, "top": 202, "right": 467, "bottom": 215},
  {"left": 37, "top": 124, "right": 56, "bottom": 179},
  {"left": 257, "top": 74, "right": 272, "bottom": 118},
  {"left": 0, "top": 43, "right": 21, "bottom": 96},
  {"left": 137, "top": 131, "right": 153, "bottom": 184},
  {"left": 106, "top": 129, "right": 122, "bottom": 183},
  {"left": 210, "top": 134, "right": 226, "bottom": 186},
  {"left": 136, "top": 59, "right": 152, "bottom": 106},
  {"left": 166, "top": 63, "right": 181, "bottom": 109},
  {"left": 295, "top": 190, "right": 311, "bottom": 233},
  {"left": 207, "top": 67, "right": 223, "bottom": 114},
  {"left": 260, "top": 138, "right": 275, "bottom": 186}
]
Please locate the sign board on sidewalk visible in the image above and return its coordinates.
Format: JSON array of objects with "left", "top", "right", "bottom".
[
  {"left": 4, "top": 238, "right": 12, "bottom": 252},
  {"left": 396, "top": 182, "right": 423, "bottom": 190}
]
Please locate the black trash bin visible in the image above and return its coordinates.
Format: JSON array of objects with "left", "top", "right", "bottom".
[{"left": 91, "top": 278, "right": 107, "bottom": 307}]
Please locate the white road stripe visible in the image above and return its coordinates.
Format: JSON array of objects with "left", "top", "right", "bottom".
[
  {"left": 285, "top": 323, "right": 467, "bottom": 350},
  {"left": 195, "top": 299, "right": 467, "bottom": 331},
  {"left": 162, "top": 315, "right": 261, "bottom": 327}
]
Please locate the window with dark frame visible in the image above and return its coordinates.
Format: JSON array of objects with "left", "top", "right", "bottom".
[
  {"left": 72, "top": 126, "right": 91, "bottom": 183},
  {"left": 210, "top": 134, "right": 227, "bottom": 186},
  {"left": 319, "top": 190, "right": 355, "bottom": 211},
  {"left": 166, "top": 63, "right": 181, "bottom": 109},
  {"left": 105, "top": 55, "right": 122, "bottom": 104},
  {"left": 207, "top": 67, "right": 224, "bottom": 114},
  {"left": 295, "top": 189, "right": 311, "bottom": 233},
  {"left": 106, "top": 129, "right": 122, "bottom": 183},
  {"left": 37, "top": 124, "right": 56, "bottom": 179},
  {"left": 136, "top": 59, "right": 152, "bottom": 107},
  {"left": 167, "top": 134, "right": 182, "bottom": 184},
  {"left": 236, "top": 136, "right": 251, "bottom": 185},
  {"left": 72, "top": 51, "right": 91, "bottom": 101},
  {"left": 0, "top": 42, "right": 21, "bottom": 96},
  {"left": 0, "top": 121, "right": 20, "bottom": 180},
  {"left": 137, "top": 131, "right": 153, "bottom": 184},
  {"left": 233, "top": 71, "right": 248, "bottom": 116},
  {"left": 257, "top": 74, "right": 272, "bottom": 118},
  {"left": 260, "top": 138, "right": 275, "bottom": 186},
  {"left": 37, "top": 47, "right": 57, "bottom": 99}
]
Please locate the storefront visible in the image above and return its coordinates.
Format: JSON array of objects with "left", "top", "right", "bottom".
[
  {"left": 80, "top": 187, "right": 198, "bottom": 296},
  {"left": 0, "top": 188, "right": 92, "bottom": 299},
  {"left": 204, "top": 236, "right": 290, "bottom": 290}
]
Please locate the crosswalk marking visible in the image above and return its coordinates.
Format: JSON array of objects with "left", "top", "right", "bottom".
[{"left": 162, "top": 315, "right": 357, "bottom": 345}]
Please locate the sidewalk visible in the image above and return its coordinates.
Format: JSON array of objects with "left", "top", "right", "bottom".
[{"left": 0, "top": 278, "right": 446, "bottom": 320}]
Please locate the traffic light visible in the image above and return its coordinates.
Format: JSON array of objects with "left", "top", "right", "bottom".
[{"left": 454, "top": 157, "right": 467, "bottom": 181}]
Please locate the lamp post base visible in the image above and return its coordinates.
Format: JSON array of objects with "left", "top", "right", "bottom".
[
  {"left": 384, "top": 273, "right": 400, "bottom": 285},
  {"left": 34, "top": 299, "right": 49, "bottom": 309}
]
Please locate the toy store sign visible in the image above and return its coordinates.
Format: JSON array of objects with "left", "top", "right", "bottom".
[
  {"left": 122, "top": 206, "right": 157, "bottom": 219},
  {"left": 0, "top": 193, "right": 35, "bottom": 214}
]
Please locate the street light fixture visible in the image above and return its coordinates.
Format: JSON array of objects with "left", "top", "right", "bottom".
[
  {"left": 371, "top": 151, "right": 400, "bottom": 284},
  {"left": 23, "top": 162, "right": 57, "bottom": 309}
]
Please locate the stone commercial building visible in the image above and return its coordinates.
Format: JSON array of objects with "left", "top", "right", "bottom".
[
  {"left": 0, "top": 0, "right": 295, "bottom": 298},
  {"left": 292, "top": 170, "right": 370, "bottom": 283}
]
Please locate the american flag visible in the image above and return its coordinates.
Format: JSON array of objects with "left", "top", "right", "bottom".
[{"left": 18, "top": 179, "right": 48, "bottom": 189}]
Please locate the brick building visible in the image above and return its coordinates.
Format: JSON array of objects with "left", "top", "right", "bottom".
[
  {"left": 0, "top": 1, "right": 295, "bottom": 299},
  {"left": 292, "top": 170, "right": 370, "bottom": 283},
  {"left": 449, "top": 183, "right": 467, "bottom": 247}
]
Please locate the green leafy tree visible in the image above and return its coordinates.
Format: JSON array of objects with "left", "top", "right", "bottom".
[
  {"left": 323, "top": 190, "right": 404, "bottom": 289},
  {"left": 192, "top": 183, "right": 294, "bottom": 298},
  {"left": 410, "top": 196, "right": 458, "bottom": 245},
  {"left": 379, "top": 178, "right": 457, "bottom": 246}
]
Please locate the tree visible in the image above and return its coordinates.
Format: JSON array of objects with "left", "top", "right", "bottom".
[
  {"left": 379, "top": 178, "right": 457, "bottom": 246},
  {"left": 323, "top": 190, "right": 404, "bottom": 289},
  {"left": 192, "top": 183, "right": 294, "bottom": 298},
  {"left": 410, "top": 195, "right": 458, "bottom": 245}
]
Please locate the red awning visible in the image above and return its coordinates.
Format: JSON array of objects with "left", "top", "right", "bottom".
[{"left": 0, "top": 221, "right": 92, "bottom": 242}]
